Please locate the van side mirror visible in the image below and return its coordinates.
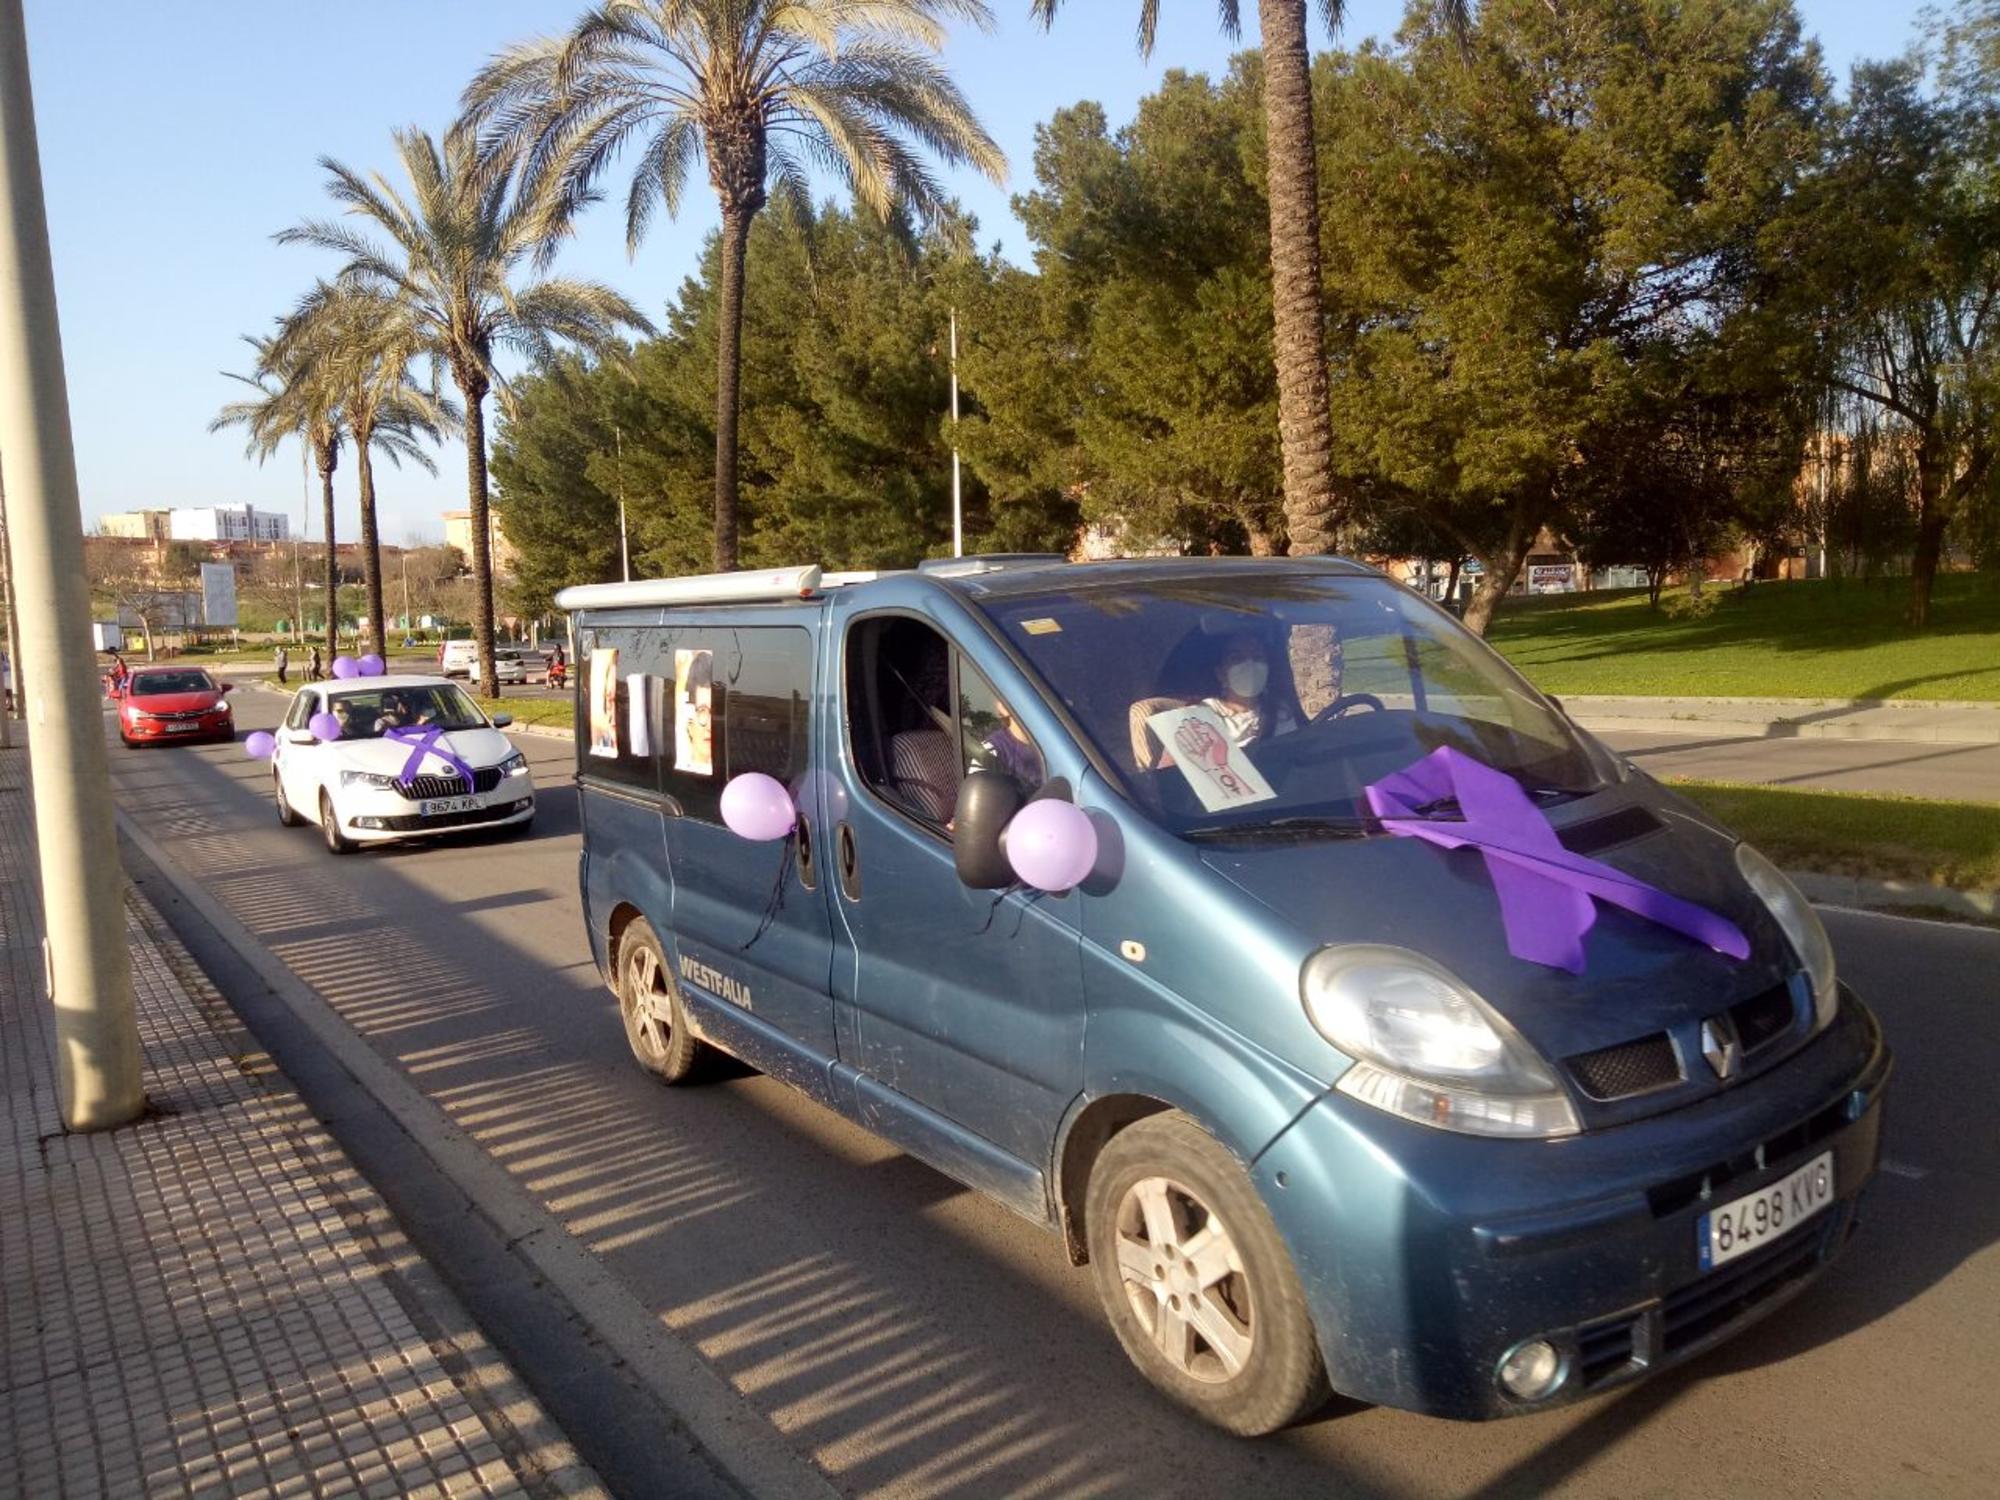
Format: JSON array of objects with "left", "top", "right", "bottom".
[{"left": 954, "top": 770, "right": 1023, "bottom": 889}]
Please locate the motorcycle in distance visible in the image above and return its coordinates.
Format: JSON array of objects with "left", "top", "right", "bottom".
[{"left": 546, "top": 654, "right": 568, "bottom": 691}]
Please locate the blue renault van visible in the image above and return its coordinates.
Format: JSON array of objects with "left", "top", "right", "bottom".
[{"left": 561, "top": 557, "right": 1890, "bottom": 1435}]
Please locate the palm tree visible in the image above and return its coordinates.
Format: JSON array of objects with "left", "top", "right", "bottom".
[
  {"left": 210, "top": 332, "right": 344, "bottom": 657},
  {"left": 461, "top": 1, "right": 1006, "bottom": 571},
  {"left": 279, "top": 125, "right": 651, "bottom": 697},
  {"left": 1030, "top": 2, "right": 1468, "bottom": 556},
  {"left": 275, "top": 283, "right": 456, "bottom": 654}
]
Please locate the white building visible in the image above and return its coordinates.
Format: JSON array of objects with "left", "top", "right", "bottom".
[{"left": 167, "top": 505, "right": 289, "bottom": 543}]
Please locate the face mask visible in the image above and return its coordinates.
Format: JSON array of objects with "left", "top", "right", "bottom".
[{"left": 1226, "top": 660, "right": 1269, "bottom": 699}]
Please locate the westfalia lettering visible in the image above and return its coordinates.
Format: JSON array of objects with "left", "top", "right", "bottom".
[{"left": 680, "top": 954, "right": 753, "bottom": 1011}]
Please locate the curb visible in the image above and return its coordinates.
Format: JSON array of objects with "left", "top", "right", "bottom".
[
  {"left": 1788, "top": 871, "right": 1999, "bottom": 921},
  {"left": 115, "top": 807, "right": 841, "bottom": 1500},
  {"left": 1571, "top": 712, "right": 2000, "bottom": 745}
]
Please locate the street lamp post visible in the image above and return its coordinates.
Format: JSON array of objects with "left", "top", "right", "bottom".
[
  {"left": 949, "top": 306, "right": 963, "bottom": 559},
  {"left": 0, "top": 0, "right": 143, "bottom": 1129}
]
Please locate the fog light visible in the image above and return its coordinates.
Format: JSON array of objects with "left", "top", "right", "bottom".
[{"left": 1496, "top": 1338, "right": 1567, "bottom": 1402}]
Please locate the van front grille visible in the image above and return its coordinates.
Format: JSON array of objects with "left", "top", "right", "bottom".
[{"left": 1566, "top": 1034, "right": 1682, "bottom": 1101}]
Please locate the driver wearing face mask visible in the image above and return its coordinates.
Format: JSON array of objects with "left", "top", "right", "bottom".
[{"left": 1201, "top": 632, "right": 1299, "bottom": 748}]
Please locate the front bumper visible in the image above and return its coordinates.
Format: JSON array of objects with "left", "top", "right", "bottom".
[
  {"left": 123, "top": 712, "right": 232, "bottom": 742},
  {"left": 336, "top": 778, "right": 535, "bottom": 842},
  {"left": 1252, "top": 987, "right": 1891, "bottom": 1419}
]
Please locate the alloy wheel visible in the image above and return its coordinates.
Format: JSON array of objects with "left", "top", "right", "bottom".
[{"left": 1112, "top": 1176, "right": 1255, "bottom": 1383}]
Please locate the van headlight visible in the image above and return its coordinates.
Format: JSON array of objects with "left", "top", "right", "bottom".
[
  {"left": 1735, "top": 843, "right": 1837, "bottom": 1029},
  {"left": 1302, "top": 945, "right": 1580, "bottom": 1138}
]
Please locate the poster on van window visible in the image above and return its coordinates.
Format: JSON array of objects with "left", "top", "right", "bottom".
[
  {"left": 674, "top": 648, "right": 714, "bottom": 776},
  {"left": 588, "top": 647, "right": 619, "bottom": 758}
]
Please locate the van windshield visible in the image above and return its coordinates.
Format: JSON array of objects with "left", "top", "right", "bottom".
[{"left": 978, "top": 571, "right": 1616, "bottom": 839}]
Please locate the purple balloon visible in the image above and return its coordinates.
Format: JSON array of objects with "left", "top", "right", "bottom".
[
  {"left": 331, "top": 655, "right": 359, "bottom": 680},
  {"left": 1005, "top": 798, "right": 1099, "bottom": 892},
  {"left": 358, "top": 654, "right": 386, "bottom": 678},
  {"left": 309, "top": 711, "right": 343, "bottom": 743},
  {"left": 720, "top": 772, "right": 797, "bottom": 841},
  {"left": 789, "top": 766, "right": 849, "bottom": 825},
  {"left": 244, "top": 730, "right": 276, "bottom": 761}
]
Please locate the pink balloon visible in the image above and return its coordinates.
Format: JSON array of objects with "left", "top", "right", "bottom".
[
  {"left": 331, "top": 655, "right": 359, "bottom": 679},
  {"left": 309, "top": 712, "right": 343, "bottom": 743},
  {"left": 720, "top": 772, "right": 797, "bottom": 841},
  {"left": 1005, "top": 799, "right": 1099, "bottom": 891},
  {"left": 358, "top": 654, "right": 386, "bottom": 677},
  {"left": 244, "top": 730, "right": 276, "bottom": 760}
]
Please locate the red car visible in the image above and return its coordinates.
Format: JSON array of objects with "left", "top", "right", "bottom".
[{"left": 116, "top": 667, "right": 236, "bottom": 747}]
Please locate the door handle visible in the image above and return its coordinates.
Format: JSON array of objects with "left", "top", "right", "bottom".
[
  {"left": 795, "top": 812, "right": 816, "bottom": 890},
  {"left": 836, "top": 821, "right": 861, "bottom": 901}
]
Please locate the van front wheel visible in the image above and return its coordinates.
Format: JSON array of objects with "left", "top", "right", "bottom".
[
  {"left": 617, "top": 921, "right": 708, "bottom": 1083},
  {"left": 1085, "top": 1112, "right": 1329, "bottom": 1435}
]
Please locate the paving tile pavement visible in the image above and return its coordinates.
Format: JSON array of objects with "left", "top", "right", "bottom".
[{"left": 0, "top": 745, "right": 604, "bottom": 1500}]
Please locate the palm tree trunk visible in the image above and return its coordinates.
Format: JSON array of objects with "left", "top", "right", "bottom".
[
  {"left": 318, "top": 451, "right": 338, "bottom": 659},
  {"left": 462, "top": 389, "right": 499, "bottom": 698},
  {"left": 1258, "top": 0, "right": 1342, "bottom": 557},
  {"left": 712, "top": 204, "right": 753, "bottom": 572},
  {"left": 354, "top": 431, "right": 386, "bottom": 659}
]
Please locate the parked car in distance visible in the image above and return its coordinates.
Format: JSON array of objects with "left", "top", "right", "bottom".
[
  {"left": 117, "top": 667, "right": 234, "bottom": 747},
  {"left": 269, "top": 675, "right": 534, "bottom": 854},
  {"left": 563, "top": 557, "right": 1890, "bottom": 1437}
]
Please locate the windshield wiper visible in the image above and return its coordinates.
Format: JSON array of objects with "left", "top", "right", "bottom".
[{"left": 1183, "top": 816, "right": 1374, "bottom": 844}]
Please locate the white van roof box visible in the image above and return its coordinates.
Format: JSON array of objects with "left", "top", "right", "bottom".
[{"left": 557, "top": 565, "right": 822, "bottom": 612}]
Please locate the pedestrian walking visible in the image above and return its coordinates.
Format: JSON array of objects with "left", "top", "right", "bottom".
[
  {"left": 275, "top": 643, "right": 289, "bottom": 685},
  {"left": 307, "top": 645, "right": 324, "bottom": 682}
]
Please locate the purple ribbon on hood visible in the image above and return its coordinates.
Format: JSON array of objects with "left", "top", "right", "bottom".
[
  {"left": 383, "top": 725, "right": 478, "bottom": 791},
  {"left": 1365, "top": 746, "right": 1749, "bottom": 975}
]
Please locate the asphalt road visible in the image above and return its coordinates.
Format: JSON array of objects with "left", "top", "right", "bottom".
[
  {"left": 107, "top": 692, "right": 2000, "bottom": 1499},
  {"left": 1598, "top": 730, "right": 2000, "bottom": 802}
]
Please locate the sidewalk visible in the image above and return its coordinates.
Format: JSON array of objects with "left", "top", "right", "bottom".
[
  {"left": 1563, "top": 694, "right": 2000, "bottom": 745},
  {"left": 0, "top": 742, "right": 603, "bottom": 1499}
]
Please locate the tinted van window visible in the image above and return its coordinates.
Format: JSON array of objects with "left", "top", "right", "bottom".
[
  {"left": 577, "top": 624, "right": 670, "bottom": 794},
  {"left": 661, "top": 626, "right": 813, "bottom": 823}
]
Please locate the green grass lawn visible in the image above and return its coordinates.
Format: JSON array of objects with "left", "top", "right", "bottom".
[
  {"left": 1486, "top": 574, "right": 2000, "bottom": 701},
  {"left": 1673, "top": 780, "right": 2000, "bottom": 889},
  {"left": 480, "top": 696, "right": 572, "bottom": 729}
]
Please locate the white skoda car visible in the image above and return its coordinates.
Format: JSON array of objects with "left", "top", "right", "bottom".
[{"left": 270, "top": 675, "right": 536, "bottom": 854}]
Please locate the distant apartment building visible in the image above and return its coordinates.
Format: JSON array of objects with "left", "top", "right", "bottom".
[
  {"left": 98, "top": 509, "right": 172, "bottom": 540},
  {"left": 442, "top": 507, "right": 518, "bottom": 577},
  {"left": 168, "top": 505, "right": 289, "bottom": 543}
]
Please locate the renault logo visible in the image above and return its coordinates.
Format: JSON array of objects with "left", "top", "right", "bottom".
[{"left": 1701, "top": 1017, "right": 1742, "bottom": 1080}]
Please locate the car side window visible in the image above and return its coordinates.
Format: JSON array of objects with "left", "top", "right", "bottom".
[
  {"left": 959, "top": 659, "right": 1045, "bottom": 796},
  {"left": 284, "top": 691, "right": 316, "bottom": 731},
  {"left": 846, "top": 616, "right": 958, "bottom": 831}
]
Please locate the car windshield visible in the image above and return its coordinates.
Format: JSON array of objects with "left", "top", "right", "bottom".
[
  {"left": 130, "top": 671, "right": 214, "bottom": 695},
  {"left": 979, "top": 571, "right": 1617, "bottom": 840},
  {"left": 323, "top": 684, "right": 488, "bottom": 739}
]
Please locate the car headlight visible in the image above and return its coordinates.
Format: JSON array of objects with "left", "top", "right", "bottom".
[
  {"left": 1302, "top": 945, "right": 1580, "bottom": 1138},
  {"left": 1735, "top": 843, "right": 1837, "bottom": 1029},
  {"left": 340, "top": 769, "right": 400, "bottom": 790},
  {"left": 499, "top": 752, "right": 529, "bottom": 778}
]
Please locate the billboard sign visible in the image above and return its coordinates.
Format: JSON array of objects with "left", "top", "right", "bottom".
[
  {"left": 200, "top": 561, "right": 239, "bottom": 626},
  {"left": 1529, "top": 564, "right": 1576, "bottom": 594}
]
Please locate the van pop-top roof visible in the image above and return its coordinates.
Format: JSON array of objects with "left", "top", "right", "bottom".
[{"left": 554, "top": 555, "right": 1075, "bottom": 612}]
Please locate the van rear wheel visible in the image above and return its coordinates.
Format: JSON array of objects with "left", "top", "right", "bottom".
[
  {"left": 617, "top": 921, "right": 708, "bottom": 1083},
  {"left": 1085, "top": 1111, "right": 1329, "bottom": 1435}
]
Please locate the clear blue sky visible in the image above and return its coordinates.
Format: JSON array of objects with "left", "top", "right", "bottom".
[{"left": 24, "top": 0, "right": 1930, "bottom": 547}]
